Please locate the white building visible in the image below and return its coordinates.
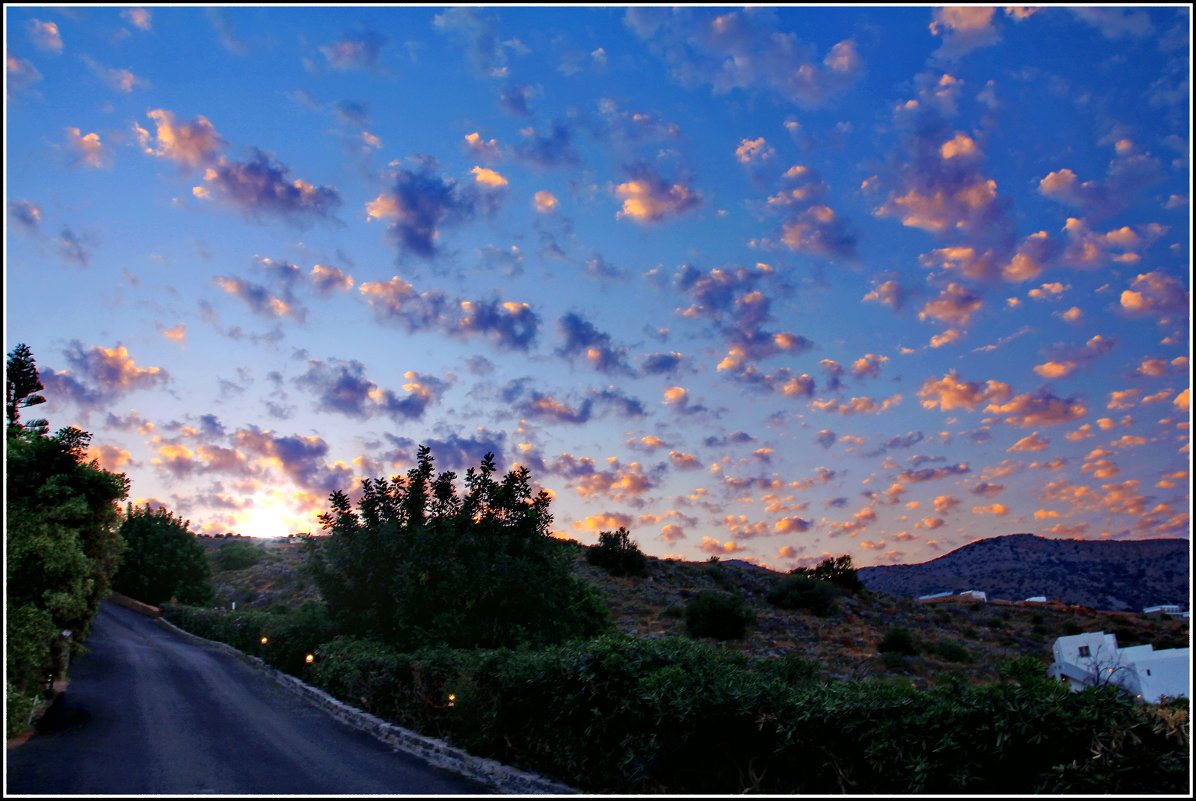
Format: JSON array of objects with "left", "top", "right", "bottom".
[
  {"left": 1048, "top": 631, "right": 1190, "bottom": 704},
  {"left": 958, "top": 590, "right": 986, "bottom": 602}
]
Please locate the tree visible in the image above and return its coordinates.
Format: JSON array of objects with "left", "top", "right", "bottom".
[
  {"left": 304, "top": 446, "right": 610, "bottom": 650},
  {"left": 767, "top": 573, "right": 841, "bottom": 616},
  {"left": 586, "top": 527, "right": 648, "bottom": 577},
  {"left": 6, "top": 345, "right": 129, "bottom": 735},
  {"left": 792, "top": 554, "right": 864, "bottom": 594},
  {"left": 112, "top": 504, "right": 215, "bottom": 606},
  {"left": 684, "top": 590, "right": 756, "bottom": 640},
  {"left": 6, "top": 342, "right": 48, "bottom": 430}
]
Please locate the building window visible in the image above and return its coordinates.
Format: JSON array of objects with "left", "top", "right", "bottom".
[{"left": 1078, "top": 645, "right": 1091, "bottom": 658}]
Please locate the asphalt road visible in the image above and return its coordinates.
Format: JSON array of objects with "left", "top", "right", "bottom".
[{"left": 5, "top": 602, "right": 491, "bottom": 795}]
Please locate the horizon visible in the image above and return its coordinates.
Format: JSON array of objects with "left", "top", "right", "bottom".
[{"left": 5, "top": 5, "right": 1191, "bottom": 571}]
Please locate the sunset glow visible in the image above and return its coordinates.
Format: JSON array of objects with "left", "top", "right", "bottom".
[{"left": 5, "top": 6, "right": 1190, "bottom": 570}]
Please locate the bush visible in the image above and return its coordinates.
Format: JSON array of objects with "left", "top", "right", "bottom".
[
  {"left": 878, "top": 627, "right": 920, "bottom": 656},
  {"left": 215, "top": 540, "right": 268, "bottom": 571},
  {"left": 929, "top": 640, "right": 972, "bottom": 663},
  {"left": 586, "top": 527, "right": 648, "bottom": 577},
  {"left": 685, "top": 590, "right": 755, "bottom": 640},
  {"left": 793, "top": 554, "right": 864, "bottom": 594},
  {"left": 767, "top": 574, "right": 840, "bottom": 616},
  {"left": 113, "top": 504, "right": 214, "bottom": 605},
  {"left": 304, "top": 446, "right": 610, "bottom": 650}
]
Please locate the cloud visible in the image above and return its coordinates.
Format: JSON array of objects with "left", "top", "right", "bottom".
[
  {"left": 44, "top": 342, "right": 170, "bottom": 406},
  {"left": 775, "top": 516, "right": 812, "bottom": 533},
  {"left": 515, "top": 123, "right": 580, "bottom": 167},
  {"left": 8, "top": 200, "right": 42, "bottom": 230},
  {"left": 735, "top": 137, "right": 775, "bottom": 164},
  {"left": 470, "top": 166, "right": 509, "bottom": 189},
  {"left": 233, "top": 426, "right": 352, "bottom": 494},
  {"left": 533, "top": 190, "right": 558, "bottom": 213},
  {"left": 556, "top": 312, "right": 634, "bottom": 375},
  {"left": 1008, "top": 432, "right": 1049, "bottom": 452},
  {"left": 1039, "top": 143, "right": 1164, "bottom": 218},
  {"left": 432, "top": 7, "right": 510, "bottom": 78},
  {"left": 816, "top": 429, "right": 837, "bottom": 449},
  {"left": 360, "top": 276, "right": 541, "bottom": 351},
  {"left": 366, "top": 163, "right": 482, "bottom": 257},
  {"left": 918, "top": 282, "right": 983, "bottom": 328},
  {"left": 383, "top": 432, "right": 509, "bottom": 473},
  {"left": 1119, "top": 271, "right": 1188, "bottom": 316},
  {"left": 639, "top": 352, "right": 686, "bottom": 375},
  {"left": 1070, "top": 7, "right": 1155, "bottom": 39},
  {"left": 195, "top": 149, "right": 341, "bottom": 224},
  {"left": 898, "top": 463, "right": 970, "bottom": 483},
  {"left": 809, "top": 395, "right": 903, "bottom": 416},
  {"left": 464, "top": 131, "right": 502, "bottom": 161},
  {"left": 929, "top": 6, "right": 1001, "bottom": 59},
  {"left": 309, "top": 264, "right": 354, "bottom": 295},
  {"left": 320, "top": 28, "right": 388, "bottom": 72},
  {"left": 984, "top": 388, "right": 1087, "bottom": 428},
  {"left": 571, "top": 512, "right": 635, "bottom": 533},
  {"left": 699, "top": 536, "right": 743, "bottom": 555},
  {"left": 7, "top": 54, "right": 43, "bottom": 96},
  {"left": 66, "top": 128, "right": 106, "bottom": 168},
  {"left": 767, "top": 165, "right": 857, "bottom": 259},
  {"left": 918, "top": 370, "right": 1012, "bottom": 411},
  {"left": 514, "top": 386, "right": 646, "bottom": 425},
  {"left": 295, "top": 358, "right": 449, "bottom": 421},
  {"left": 862, "top": 279, "right": 907, "bottom": 311},
  {"left": 82, "top": 55, "right": 148, "bottom": 93},
  {"left": 28, "top": 19, "right": 63, "bottom": 53},
  {"left": 207, "top": 8, "right": 249, "bottom": 55},
  {"left": 136, "top": 109, "right": 223, "bottom": 168},
  {"left": 214, "top": 276, "right": 306, "bottom": 322},
  {"left": 627, "top": 7, "right": 862, "bottom": 108},
  {"left": 615, "top": 163, "right": 701, "bottom": 223},
  {"left": 121, "top": 8, "right": 152, "bottom": 31}
]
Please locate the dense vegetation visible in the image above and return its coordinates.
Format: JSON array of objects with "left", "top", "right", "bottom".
[
  {"left": 585, "top": 526, "right": 648, "bottom": 577},
  {"left": 156, "top": 451, "right": 1189, "bottom": 794},
  {"left": 6, "top": 345, "right": 129, "bottom": 737},
  {"left": 302, "top": 446, "right": 608, "bottom": 650},
  {"left": 112, "top": 504, "right": 215, "bottom": 606}
]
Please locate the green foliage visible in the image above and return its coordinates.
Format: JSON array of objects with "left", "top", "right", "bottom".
[
  {"left": 585, "top": 527, "right": 648, "bottom": 577},
  {"left": 215, "top": 539, "right": 268, "bottom": 571},
  {"left": 304, "top": 446, "right": 610, "bottom": 650},
  {"left": 6, "top": 342, "right": 47, "bottom": 429},
  {"left": 165, "top": 603, "right": 1190, "bottom": 795},
  {"left": 928, "top": 640, "right": 972, "bottom": 663},
  {"left": 113, "top": 504, "right": 214, "bottom": 606},
  {"left": 878, "top": 626, "right": 920, "bottom": 656},
  {"left": 791, "top": 554, "right": 864, "bottom": 594},
  {"left": 767, "top": 573, "right": 840, "bottom": 616},
  {"left": 163, "top": 601, "right": 336, "bottom": 674},
  {"left": 684, "top": 590, "right": 755, "bottom": 640},
  {"left": 6, "top": 345, "right": 129, "bottom": 735}
]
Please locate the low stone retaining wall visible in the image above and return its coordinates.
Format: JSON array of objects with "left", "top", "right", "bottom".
[
  {"left": 153, "top": 615, "right": 577, "bottom": 794},
  {"left": 107, "top": 591, "right": 161, "bottom": 618}
]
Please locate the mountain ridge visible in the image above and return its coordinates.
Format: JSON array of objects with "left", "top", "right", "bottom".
[{"left": 858, "top": 533, "right": 1190, "bottom": 612}]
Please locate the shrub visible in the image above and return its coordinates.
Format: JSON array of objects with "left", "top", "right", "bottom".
[
  {"left": 685, "top": 590, "right": 755, "bottom": 640},
  {"left": 113, "top": 504, "right": 214, "bottom": 605},
  {"left": 929, "top": 640, "right": 971, "bottom": 663},
  {"left": 215, "top": 540, "right": 268, "bottom": 571},
  {"left": 767, "top": 574, "right": 840, "bottom": 616},
  {"left": 304, "top": 446, "right": 610, "bottom": 650},
  {"left": 586, "top": 527, "right": 648, "bottom": 577},
  {"left": 878, "top": 626, "right": 920, "bottom": 656},
  {"left": 793, "top": 554, "right": 864, "bottom": 594}
]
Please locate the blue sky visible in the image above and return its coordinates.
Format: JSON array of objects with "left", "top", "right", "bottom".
[{"left": 5, "top": 5, "right": 1190, "bottom": 569}]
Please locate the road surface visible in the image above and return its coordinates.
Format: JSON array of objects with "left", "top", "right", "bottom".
[{"left": 6, "top": 602, "right": 491, "bottom": 794}]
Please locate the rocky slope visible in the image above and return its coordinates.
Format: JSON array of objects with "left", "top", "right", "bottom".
[{"left": 858, "top": 534, "right": 1190, "bottom": 612}]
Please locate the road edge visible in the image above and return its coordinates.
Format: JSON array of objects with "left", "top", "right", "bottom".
[{"left": 151, "top": 613, "right": 578, "bottom": 795}]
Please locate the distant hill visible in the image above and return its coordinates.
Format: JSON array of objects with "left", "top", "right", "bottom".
[{"left": 858, "top": 534, "right": 1190, "bottom": 612}]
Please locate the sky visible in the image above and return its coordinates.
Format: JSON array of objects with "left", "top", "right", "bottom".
[{"left": 5, "top": 5, "right": 1191, "bottom": 571}]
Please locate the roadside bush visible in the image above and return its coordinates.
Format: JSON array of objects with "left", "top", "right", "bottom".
[
  {"left": 162, "top": 605, "right": 1190, "bottom": 795},
  {"left": 586, "top": 527, "right": 648, "bottom": 577},
  {"left": 878, "top": 626, "right": 920, "bottom": 656},
  {"left": 685, "top": 590, "right": 755, "bottom": 640},
  {"left": 113, "top": 504, "right": 214, "bottom": 606},
  {"left": 767, "top": 574, "right": 840, "bottom": 616}
]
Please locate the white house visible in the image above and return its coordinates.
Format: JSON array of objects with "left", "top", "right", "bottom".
[
  {"left": 958, "top": 590, "right": 986, "bottom": 602},
  {"left": 1048, "top": 631, "right": 1190, "bottom": 704},
  {"left": 1143, "top": 604, "right": 1187, "bottom": 619}
]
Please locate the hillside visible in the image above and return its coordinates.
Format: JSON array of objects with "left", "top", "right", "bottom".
[
  {"left": 858, "top": 534, "right": 1190, "bottom": 612},
  {"left": 199, "top": 534, "right": 1190, "bottom": 689}
]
